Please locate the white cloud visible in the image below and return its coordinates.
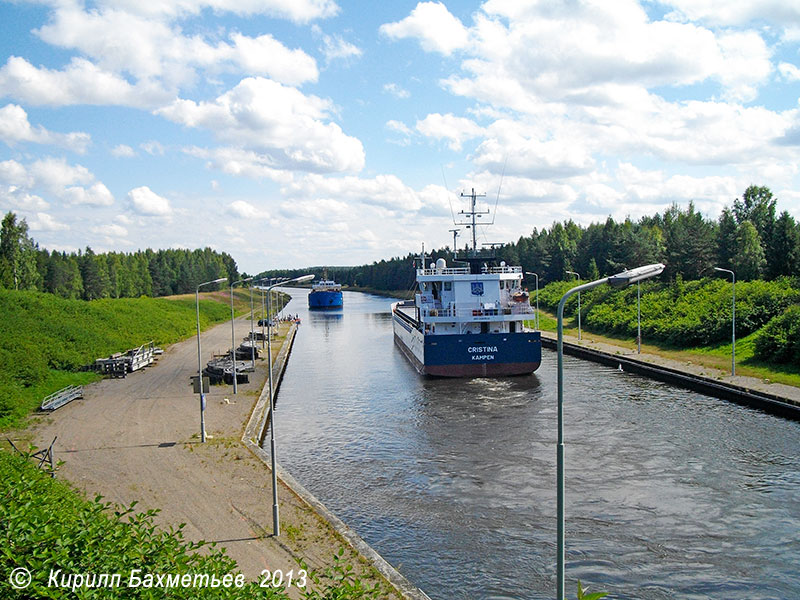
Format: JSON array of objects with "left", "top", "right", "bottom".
[
  {"left": 386, "top": 120, "right": 413, "bottom": 136},
  {"left": 427, "top": 1, "right": 774, "bottom": 110},
  {"left": 312, "top": 26, "right": 362, "bottom": 64},
  {"left": 228, "top": 33, "right": 319, "bottom": 85},
  {"left": 140, "top": 141, "right": 165, "bottom": 156},
  {"left": 0, "top": 104, "right": 91, "bottom": 152},
  {"left": 380, "top": 2, "right": 469, "bottom": 55},
  {"left": 779, "top": 62, "right": 800, "bottom": 82},
  {"left": 278, "top": 197, "right": 350, "bottom": 221},
  {"left": 284, "top": 173, "right": 424, "bottom": 211},
  {"left": 0, "top": 56, "right": 167, "bottom": 108},
  {"left": 383, "top": 83, "right": 410, "bottom": 99},
  {"left": 92, "top": 223, "right": 128, "bottom": 237},
  {"left": 1, "top": 157, "right": 117, "bottom": 208},
  {"left": 34, "top": 5, "right": 320, "bottom": 93},
  {"left": 661, "top": 0, "right": 800, "bottom": 27},
  {"left": 62, "top": 182, "right": 115, "bottom": 206},
  {"left": 0, "top": 159, "right": 32, "bottom": 187},
  {"left": 159, "top": 77, "right": 364, "bottom": 174},
  {"left": 616, "top": 162, "right": 739, "bottom": 205},
  {"left": 94, "top": 0, "right": 339, "bottom": 23},
  {"left": 0, "top": 185, "right": 49, "bottom": 211},
  {"left": 185, "top": 146, "right": 295, "bottom": 183},
  {"left": 227, "top": 200, "right": 264, "bottom": 219},
  {"left": 127, "top": 186, "right": 172, "bottom": 215},
  {"left": 29, "top": 212, "right": 69, "bottom": 231},
  {"left": 28, "top": 157, "right": 94, "bottom": 192},
  {"left": 111, "top": 144, "right": 136, "bottom": 157},
  {"left": 415, "top": 113, "right": 484, "bottom": 151}
]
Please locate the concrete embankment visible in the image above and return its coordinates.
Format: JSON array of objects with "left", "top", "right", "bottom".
[
  {"left": 540, "top": 332, "right": 800, "bottom": 420},
  {"left": 243, "top": 323, "right": 432, "bottom": 600}
]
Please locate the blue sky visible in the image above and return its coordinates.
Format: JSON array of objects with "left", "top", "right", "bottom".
[{"left": 2, "top": 0, "right": 800, "bottom": 273}]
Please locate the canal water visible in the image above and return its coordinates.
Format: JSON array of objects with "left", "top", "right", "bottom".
[{"left": 270, "top": 289, "right": 800, "bottom": 600}]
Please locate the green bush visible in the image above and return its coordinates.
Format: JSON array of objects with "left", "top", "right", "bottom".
[
  {"left": 538, "top": 277, "right": 799, "bottom": 347},
  {"left": 753, "top": 305, "right": 800, "bottom": 365}
]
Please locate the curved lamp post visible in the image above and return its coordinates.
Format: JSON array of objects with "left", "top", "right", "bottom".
[
  {"left": 230, "top": 276, "right": 253, "bottom": 394},
  {"left": 556, "top": 263, "right": 665, "bottom": 599},
  {"left": 714, "top": 267, "right": 736, "bottom": 376},
  {"left": 637, "top": 281, "right": 642, "bottom": 354},
  {"left": 195, "top": 277, "right": 227, "bottom": 443},
  {"left": 255, "top": 273, "right": 313, "bottom": 537},
  {"left": 566, "top": 270, "right": 581, "bottom": 340}
]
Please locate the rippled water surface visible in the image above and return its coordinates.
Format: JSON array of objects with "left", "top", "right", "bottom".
[{"left": 270, "top": 289, "right": 800, "bottom": 599}]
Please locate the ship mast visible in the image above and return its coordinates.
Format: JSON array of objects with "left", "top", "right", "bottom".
[{"left": 458, "top": 188, "right": 488, "bottom": 254}]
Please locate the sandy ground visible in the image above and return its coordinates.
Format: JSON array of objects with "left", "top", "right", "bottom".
[{"left": 21, "top": 316, "right": 404, "bottom": 599}]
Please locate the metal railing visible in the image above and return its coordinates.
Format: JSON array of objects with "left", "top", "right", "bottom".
[
  {"left": 417, "top": 265, "right": 523, "bottom": 276},
  {"left": 40, "top": 385, "right": 83, "bottom": 411},
  {"left": 420, "top": 303, "right": 534, "bottom": 318}
]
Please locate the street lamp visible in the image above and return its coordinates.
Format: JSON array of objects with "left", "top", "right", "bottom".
[
  {"left": 195, "top": 277, "right": 227, "bottom": 443},
  {"left": 256, "top": 273, "right": 313, "bottom": 537},
  {"left": 637, "top": 281, "right": 641, "bottom": 354},
  {"left": 714, "top": 267, "right": 736, "bottom": 376},
  {"left": 230, "top": 276, "right": 253, "bottom": 394},
  {"left": 525, "top": 272, "right": 539, "bottom": 330},
  {"left": 249, "top": 284, "right": 256, "bottom": 370},
  {"left": 555, "top": 263, "right": 665, "bottom": 600},
  {"left": 566, "top": 270, "right": 581, "bottom": 340}
]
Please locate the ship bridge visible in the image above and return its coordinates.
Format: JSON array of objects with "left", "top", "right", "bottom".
[{"left": 414, "top": 258, "right": 533, "bottom": 335}]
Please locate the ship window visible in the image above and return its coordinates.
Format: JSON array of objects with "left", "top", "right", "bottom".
[{"left": 444, "top": 281, "right": 452, "bottom": 291}]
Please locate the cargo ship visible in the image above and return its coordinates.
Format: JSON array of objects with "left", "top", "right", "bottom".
[
  {"left": 391, "top": 189, "right": 541, "bottom": 377},
  {"left": 308, "top": 278, "right": 343, "bottom": 309}
]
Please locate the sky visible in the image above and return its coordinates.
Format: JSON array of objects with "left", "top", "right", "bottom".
[{"left": 2, "top": 0, "right": 800, "bottom": 274}]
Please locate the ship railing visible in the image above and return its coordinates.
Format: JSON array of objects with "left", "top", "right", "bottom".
[
  {"left": 418, "top": 265, "right": 522, "bottom": 276},
  {"left": 489, "top": 265, "right": 523, "bottom": 274},
  {"left": 420, "top": 303, "right": 534, "bottom": 318},
  {"left": 417, "top": 267, "right": 470, "bottom": 276}
]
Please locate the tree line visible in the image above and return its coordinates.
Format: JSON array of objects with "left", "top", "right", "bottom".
[
  {"left": 267, "top": 185, "right": 799, "bottom": 292},
  {"left": 0, "top": 212, "right": 239, "bottom": 299}
]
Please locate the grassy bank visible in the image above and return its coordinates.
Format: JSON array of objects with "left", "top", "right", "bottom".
[
  {"left": 0, "top": 288, "right": 270, "bottom": 430},
  {"left": 530, "top": 309, "right": 800, "bottom": 388}
]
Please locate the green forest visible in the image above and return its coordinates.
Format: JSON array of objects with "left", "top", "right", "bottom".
[{"left": 0, "top": 212, "right": 240, "bottom": 299}]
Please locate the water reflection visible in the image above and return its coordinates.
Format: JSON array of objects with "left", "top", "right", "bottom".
[{"left": 271, "top": 289, "right": 800, "bottom": 600}]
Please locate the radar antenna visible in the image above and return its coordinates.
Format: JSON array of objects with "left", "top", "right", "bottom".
[{"left": 456, "top": 188, "right": 488, "bottom": 254}]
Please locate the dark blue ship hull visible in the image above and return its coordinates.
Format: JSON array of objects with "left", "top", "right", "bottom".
[
  {"left": 393, "top": 308, "right": 541, "bottom": 376},
  {"left": 308, "top": 290, "right": 343, "bottom": 309},
  {"left": 423, "top": 332, "right": 541, "bottom": 376}
]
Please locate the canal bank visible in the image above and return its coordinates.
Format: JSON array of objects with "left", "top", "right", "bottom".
[
  {"left": 539, "top": 331, "right": 800, "bottom": 420},
  {"left": 243, "top": 322, "right": 431, "bottom": 600}
]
